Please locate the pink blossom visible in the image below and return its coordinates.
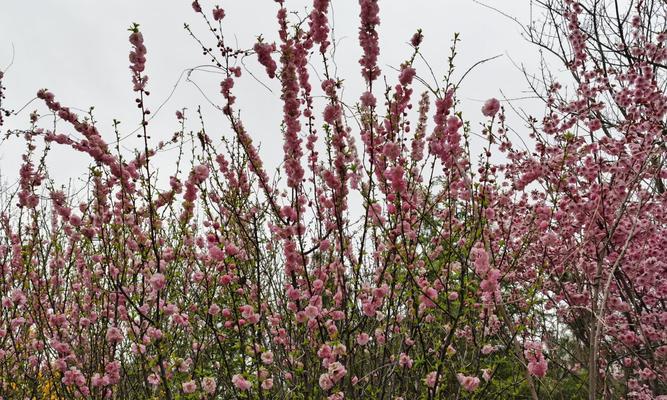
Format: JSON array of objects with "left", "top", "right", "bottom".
[
  {"left": 411, "top": 29, "right": 423, "bottom": 47},
  {"left": 481, "top": 98, "right": 500, "bottom": 117},
  {"left": 182, "top": 380, "right": 196, "bottom": 393},
  {"left": 524, "top": 341, "right": 548, "bottom": 377},
  {"left": 481, "top": 344, "right": 496, "bottom": 355},
  {"left": 328, "top": 392, "right": 344, "bottom": 400},
  {"left": 587, "top": 118, "right": 602, "bottom": 131},
  {"left": 261, "top": 378, "right": 274, "bottom": 390},
  {"left": 482, "top": 369, "right": 492, "bottom": 382},
  {"left": 318, "top": 344, "right": 333, "bottom": 359},
  {"left": 231, "top": 374, "right": 251, "bottom": 391},
  {"left": 147, "top": 374, "right": 160, "bottom": 386},
  {"left": 14, "top": 3, "right": 667, "bottom": 399},
  {"left": 128, "top": 26, "right": 148, "bottom": 91},
  {"left": 202, "top": 377, "right": 216, "bottom": 394},
  {"left": 398, "top": 66, "right": 416, "bottom": 86},
  {"left": 254, "top": 42, "right": 278, "bottom": 79},
  {"left": 319, "top": 373, "right": 334, "bottom": 390},
  {"left": 360, "top": 91, "right": 376, "bottom": 107},
  {"left": 398, "top": 353, "right": 413, "bottom": 368},
  {"left": 261, "top": 351, "right": 274, "bottom": 365},
  {"left": 10, "top": 289, "right": 26, "bottom": 306},
  {"left": 313, "top": 279, "right": 324, "bottom": 291},
  {"left": 304, "top": 305, "right": 319, "bottom": 319},
  {"left": 103, "top": 362, "right": 119, "bottom": 386},
  {"left": 323, "top": 104, "right": 341, "bottom": 124},
  {"left": 208, "top": 303, "right": 221, "bottom": 316},
  {"left": 209, "top": 246, "right": 225, "bottom": 261},
  {"left": 356, "top": 332, "right": 370, "bottom": 346},
  {"left": 328, "top": 361, "right": 347, "bottom": 382},
  {"left": 528, "top": 358, "right": 548, "bottom": 377},
  {"left": 424, "top": 371, "right": 437, "bottom": 388},
  {"left": 225, "top": 243, "right": 239, "bottom": 256},
  {"left": 212, "top": 6, "right": 225, "bottom": 21},
  {"left": 62, "top": 367, "right": 86, "bottom": 387},
  {"left": 106, "top": 327, "right": 123, "bottom": 343},
  {"left": 192, "top": 164, "right": 209, "bottom": 183},
  {"left": 91, "top": 373, "right": 104, "bottom": 387},
  {"left": 150, "top": 273, "right": 166, "bottom": 290},
  {"left": 358, "top": 0, "right": 381, "bottom": 81},
  {"left": 309, "top": 0, "right": 331, "bottom": 53},
  {"left": 457, "top": 373, "right": 480, "bottom": 392}
]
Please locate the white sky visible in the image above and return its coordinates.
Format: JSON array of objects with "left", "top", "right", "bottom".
[{"left": 0, "top": 1, "right": 544, "bottom": 192}]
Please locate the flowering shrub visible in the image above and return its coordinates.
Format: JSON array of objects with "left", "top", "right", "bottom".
[{"left": 0, "top": 0, "right": 665, "bottom": 399}]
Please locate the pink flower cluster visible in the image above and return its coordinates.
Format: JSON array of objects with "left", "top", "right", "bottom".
[
  {"left": 525, "top": 341, "right": 548, "bottom": 378},
  {"left": 457, "top": 373, "right": 480, "bottom": 392},
  {"left": 3, "top": 1, "right": 666, "bottom": 399},
  {"left": 254, "top": 41, "right": 278, "bottom": 79},
  {"left": 232, "top": 374, "right": 251, "bottom": 391},
  {"left": 278, "top": 39, "right": 305, "bottom": 189},
  {"left": 128, "top": 26, "right": 148, "bottom": 91},
  {"left": 309, "top": 0, "right": 331, "bottom": 53},
  {"left": 358, "top": 0, "right": 381, "bottom": 81},
  {"left": 481, "top": 97, "right": 500, "bottom": 117},
  {"left": 212, "top": 6, "right": 225, "bottom": 21}
]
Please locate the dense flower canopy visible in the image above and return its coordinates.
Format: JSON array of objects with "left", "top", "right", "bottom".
[{"left": 0, "top": 0, "right": 665, "bottom": 399}]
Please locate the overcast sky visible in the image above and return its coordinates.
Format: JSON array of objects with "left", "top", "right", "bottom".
[{"left": 0, "top": 1, "right": 544, "bottom": 192}]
